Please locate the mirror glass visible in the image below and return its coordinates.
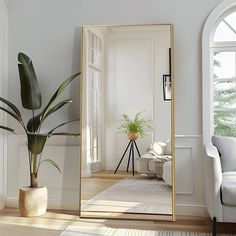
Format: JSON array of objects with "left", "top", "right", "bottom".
[{"left": 80, "top": 24, "right": 175, "bottom": 221}]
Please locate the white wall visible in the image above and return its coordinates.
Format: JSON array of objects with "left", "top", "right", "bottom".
[
  {"left": 104, "top": 27, "right": 171, "bottom": 170},
  {"left": 6, "top": 0, "right": 225, "bottom": 215},
  {"left": 0, "top": 0, "right": 8, "bottom": 209}
]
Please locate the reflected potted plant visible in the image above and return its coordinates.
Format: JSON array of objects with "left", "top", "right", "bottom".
[
  {"left": 0, "top": 53, "right": 80, "bottom": 217},
  {"left": 120, "top": 111, "right": 152, "bottom": 140}
]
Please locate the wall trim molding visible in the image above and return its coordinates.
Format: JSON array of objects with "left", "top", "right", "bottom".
[
  {"left": 175, "top": 134, "right": 202, "bottom": 139},
  {"left": 176, "top": 204, "right": 209, "bottom": 217},
  {"left": 175, "top": 146, "right": 194, "bottom": 195},
  {"left": 6, "top": 196, "right": 208, "bottom": 216}
]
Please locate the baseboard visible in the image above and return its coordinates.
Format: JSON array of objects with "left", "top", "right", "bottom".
[
  {"left": 0, "top": 196, "right": 4, "bottom": 209},
  {"left": 5, "top": 197, "right": 209, "bottom": 217},
  {"left": 176, "top": 204, "right": 209, "bottom": 217},
  {"left": 82, "top": 169, "right": 92, "bottom": 177},
  {"left": 5, "top": 197, "right": 79, "bottom": 210},
  {"left": 90, "top": 162, "right": 102, "bottom": 173}
]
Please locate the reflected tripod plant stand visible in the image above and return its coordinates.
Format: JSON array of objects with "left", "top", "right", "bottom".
[
  {"left": 114, "top": 139, "right": 141, "bottom": 176},
  {"left": 115, "top": 111, "right": 152, "bottom": 176}
]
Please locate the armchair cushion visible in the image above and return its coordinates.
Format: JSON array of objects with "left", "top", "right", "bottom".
[
  {"left": 212, "top": 136, "right": 236, "bottom": 172},
  {"left": 222, "top": 172, "right": 236, "bottom": 206}
]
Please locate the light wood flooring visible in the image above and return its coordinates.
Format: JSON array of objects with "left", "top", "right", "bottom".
[
  {"left": 1, "top": 172, "right": 235, "bottom": 235},
  {"left": 0, "top": 208, "right": 236, "bottom": 235}
]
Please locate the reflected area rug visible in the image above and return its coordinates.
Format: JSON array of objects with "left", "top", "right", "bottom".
[{"left": 81, "top": 177, "right": 172, "bottom": 214}]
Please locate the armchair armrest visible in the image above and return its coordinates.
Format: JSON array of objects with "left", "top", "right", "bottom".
[{"left": 204, "top": 143, "right": 223, "bottom": 221}]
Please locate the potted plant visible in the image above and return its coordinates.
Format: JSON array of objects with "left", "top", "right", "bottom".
[
  {"left": 0, "top": 53, "right": 80, "bottom": 217},
  {"left": 120, "top": 111, "right": 152, "bottom": 140}
]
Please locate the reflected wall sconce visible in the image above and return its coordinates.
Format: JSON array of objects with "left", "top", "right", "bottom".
[
  {"left": 163, "top": 48, "right": 172, "bottom": 101},
  {"left": 163, "top": 74, "right": 171, "bottom": 101}
]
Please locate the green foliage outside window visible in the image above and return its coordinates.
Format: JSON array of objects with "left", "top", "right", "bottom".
[{"left": 213, "top": 52, "right": 236, "bottom": 137}]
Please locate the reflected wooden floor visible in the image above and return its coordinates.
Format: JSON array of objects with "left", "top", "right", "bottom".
[
  {"left": 81, "top": 170, "right": 141, "bottom": 202},
  {"left": 81, "top": 170, "right": 173, "bottom": 221}
]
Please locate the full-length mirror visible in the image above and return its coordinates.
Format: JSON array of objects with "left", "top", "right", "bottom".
[{"left": 80, "top": 24, "right": 175, "bottom": 221}]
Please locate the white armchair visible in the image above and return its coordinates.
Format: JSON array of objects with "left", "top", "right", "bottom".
[{"left": 204, "top": 136, "right": 236, "bottom": 235}]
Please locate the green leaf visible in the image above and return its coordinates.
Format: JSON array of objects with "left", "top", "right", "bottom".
[
  {"left": 0, "top": 106, "right": 22, "bottom": 123},
  {"left": 27, "top": 113, "right": 42, "bottom": 132},
  {"left": 26, "top": 73, "right": 80, "bottom": 133},
  {"left": 119, "top": 111, "right": 152, "bottom": 138},
  {"left": 43, "top": 99, "right": 72, "bottom": 120},
  {"left": 0, "top": 125, "right": 16, "bottom": 134},
  {"left": 42, "top": 73, "right": 80, "bottom": 118},
  {"left": 49, "top": 132, "right": 80, "bottom": 137},
  {"left": 40, "top": 159, "right": 61, "bottom": 173},
  {"left": 26, "top": 99, "right": 73, "bottom": 132},
  {"left": 0, "top": 97, "right": 22, "bottom": 117},
  {"left": 48, "top": 119, "right": 79, "bottom": 134},
  {"left": 18, "top": 52, "right": 42, "bottom": 110},
  {"left": 27, "top": 133, "right": 48, "bottom": 155}
]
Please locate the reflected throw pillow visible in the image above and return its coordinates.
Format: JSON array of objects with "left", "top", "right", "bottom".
[{"left": 147, "top": 142, "right": 166, "bottom": 156}]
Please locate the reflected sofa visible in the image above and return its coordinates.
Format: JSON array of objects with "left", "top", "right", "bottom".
[{"left": 136, "top": 141, "right": 172, "bottom": 185}]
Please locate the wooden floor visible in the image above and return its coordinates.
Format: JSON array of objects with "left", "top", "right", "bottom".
[
  {"left": 1, "top": 172, "right": 235, "bottom": 234},
  {"left": 0, "top": 208, "right": 236, "bottom": 235},
  {"left": 81, "top": 170, "right": 140, "bottom": 201}
]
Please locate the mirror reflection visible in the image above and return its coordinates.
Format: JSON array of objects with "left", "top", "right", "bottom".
[{"left": 80, "top": 24, "right": 174, "bottom": 220}]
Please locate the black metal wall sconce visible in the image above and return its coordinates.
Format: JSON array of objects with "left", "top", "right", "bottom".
[
  {"left": 163, "top": 48, "right": 172, "bottom": 101},
  {"left": 163, "top": 74, "right": 171, "bottom": 101}
]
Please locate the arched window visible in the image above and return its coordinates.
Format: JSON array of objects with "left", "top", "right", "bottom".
[
  {"left": 203, "top": 0, "right": 236, "bottom": 143},
  {"left": 211, "top": 10, "right": 236, "bottom": 137}
]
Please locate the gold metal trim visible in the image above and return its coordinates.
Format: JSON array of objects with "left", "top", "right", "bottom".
[
  {"left": 81, "top": 211, "right": 173, "bottom": 221},
  {"left": 81, "top": 23, "right": 173, "bottom": 29},
  {"left": 79, "top": 23, "right": 175, "bottom": 222},
  {"left": 78, "top": 26, "right": 84, "bottom": 216},
  {"left": 170, "top": 24, "right": 176, "bottom": 222}
]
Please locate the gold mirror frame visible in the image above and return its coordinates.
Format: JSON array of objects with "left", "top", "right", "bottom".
[{"left": 79, "top": 24, "right": 175, "bottom": 221}]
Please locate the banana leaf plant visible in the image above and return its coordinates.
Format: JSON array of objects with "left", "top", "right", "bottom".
[{"left": 0, "top": 53, "right": 80, "bottom": 188}]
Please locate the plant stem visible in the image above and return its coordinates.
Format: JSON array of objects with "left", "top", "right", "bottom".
[
  {"left": 30, "top": 153, "right": 38, "bottom": 188},
  {"left": 28, "top": 150, "right": 32, "bottom": 173},
  {"left": 36, "top": 151, "right": 43, "bottom": 175},
  {"left": 30, "top": 172, "right": 38, "bottom": 188},
  {"left": 32, "top": 154, "right": 38, "bottom": 175}
]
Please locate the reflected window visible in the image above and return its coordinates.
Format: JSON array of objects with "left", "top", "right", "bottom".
[
  {"left": 212, "top": 11, "right": 236, "bottom": 137},
  {"left": 87, "top": 31, "right": 103, "bottom": 163}
]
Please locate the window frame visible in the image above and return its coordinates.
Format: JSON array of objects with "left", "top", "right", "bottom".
[
  {"left": 87, "top": 30, "right": 104, "bottom": 165},
  {"left": 202, "top": 0, "right": 236, "bottom": 144},
  {"left": 210, "top": 11, "right": 236, "bottom": 137}
]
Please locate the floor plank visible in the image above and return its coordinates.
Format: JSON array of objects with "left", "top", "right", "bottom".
[
  {"left": 0, "top": 208, "right": 236, "bottom": 235},
  {"left": 0, "top": 223, "right": 61, "bottom": 236}
]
